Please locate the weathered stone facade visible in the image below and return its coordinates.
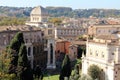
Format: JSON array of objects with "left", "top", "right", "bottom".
[{"left": 0, "top": 26, "right": 47, "bottom": 69}]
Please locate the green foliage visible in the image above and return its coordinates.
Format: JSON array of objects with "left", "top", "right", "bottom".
[
  {"left": 9, "top": 32, "right": 24, "bottom": 52},
  {"left": 0, "top": 50, "right": 18, "bottom": 80},
  {"left": 46, "top": 7, "right": 73, "bottom": 17},
  {"left": 60, "top": 55, "right": 71, "bottom": 80},
  {"left": 79, "top": 74, "right": 93, "bottom": 80},
  {"left": 0, "top": 17, "right": 27, "bottom": 26},
  {"left": 18, "top": 44, "right": 28, "bottom": 67},
  {"left": 70, "top": 65, "right": 80, "bottom": 80},
  {"left": 48, "top": 17, "right": 62, "bottom": 26},
  {"left": 17, "top": 44, "right": 33, "bottom": 80},
  {"left": 8, "top": 32, "right": 24, "bottom": 73},
  {"left": 88, "top": 64, "right": 101, "bottom": 80},
  {"left": 0, "top": 6, "right": 120, "bottom": 18},
  {"left": 0, "top": 32, "right": 32, "bottom": 80},
  {"left": 0, "top": 73, "right": 18, "bottom": 80},
  {"left": 71, "top": 59, "right": 81, "bottom": 70},
  {"left": 0, "top": 50, "right": 10, "bottom": 73}
]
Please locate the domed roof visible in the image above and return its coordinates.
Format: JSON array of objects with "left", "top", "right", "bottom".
[{"left": 31, "top": 6, "right": 47, "bottom": 15}]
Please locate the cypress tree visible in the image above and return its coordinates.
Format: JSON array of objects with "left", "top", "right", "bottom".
[
  {"left": 9, "top": 32, "right": 24, "bottom": 51},
  {"left": 59, "top": 55, "right": 71, "bottom": 80},
  {"left": 18, "top": 44, "right": 33, "bottom": 80},
  {"left": 8, "top": 32, "right": 24, "bottom": 74}
]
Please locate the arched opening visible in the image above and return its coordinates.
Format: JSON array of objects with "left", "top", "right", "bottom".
[
  {"left": 33, "top": 47, "right": 36, "bottom": 55},
  {"left": 28, "top": 47, "right": 31, "bottom": 56},
  {"left": 50, "top": 43, "right": 53, "bottom": 64}
]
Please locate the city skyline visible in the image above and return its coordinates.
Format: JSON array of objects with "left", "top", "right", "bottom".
[{"left": 0, "top": 0, "right": 120, "bottom": 9}]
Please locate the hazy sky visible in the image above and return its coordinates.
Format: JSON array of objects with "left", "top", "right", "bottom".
[{"left": 0, "top": 0, "right": 119, "bottom": 9}]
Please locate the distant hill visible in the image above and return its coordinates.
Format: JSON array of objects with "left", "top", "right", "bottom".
[
  {"left": 46, "top": 7, "right": 73, "bottom": 17},
  {"left": 0, "top": 6, "right": 120, "bottom": 18},
  {"left": 0, "top": 6, "right": 32, "bottom": 17}
]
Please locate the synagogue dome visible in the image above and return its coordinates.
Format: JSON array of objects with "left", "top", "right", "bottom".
[{"left": 31, "top": 6, "right": 47, "bottom": 15}]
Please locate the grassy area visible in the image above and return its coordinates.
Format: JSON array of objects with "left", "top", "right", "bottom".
[
  {"left": 43, "top": 74, "right": 59, "bottom": 80},
  {"left": 42, "top": 59, "right": 81, "bottom": 80}
]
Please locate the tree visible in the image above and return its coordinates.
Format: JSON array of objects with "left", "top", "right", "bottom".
[
  {"left": 0, "top": 17, "right": 27, "bottom": 26},
  {"left": 0, "top": 50, "right": 17, "bottom": 80},
  {"left": 17, "top": 44, "right": 33, "bottom": 80},
  {"left": 88, "top": 64, "right": 101, "bottom": 80},
  {"left": 8, "top": 32, "right": 24, "bottom": 74},
  {"left": 70, "top": 65, "right": 80, "bottom": 80},
  {"left": 79, "top": 74, "right": 93, "bottom": 80},
  {"left": 49, "top": 17, "right": 62, "bottom": 26},
  {"left": 34, "top": 65, "right": 42, "bottom": 80},
  {"left": 59, "top": 55, "right": 71, "bottom": 80}
]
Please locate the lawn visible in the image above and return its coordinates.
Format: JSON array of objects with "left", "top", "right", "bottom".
[{"left": 43, "top": 74, "right": 59, "bottom": 80}]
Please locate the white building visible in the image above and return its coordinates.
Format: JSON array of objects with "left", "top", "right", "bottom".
[
  {"left": 25, "top": 6, "right": 48, "bottom": 27},
  {"left": 82, "top": 34, "right": 120, "bottom": 80}
]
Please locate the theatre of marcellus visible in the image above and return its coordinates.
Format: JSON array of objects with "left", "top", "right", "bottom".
[{"left": 0, "top": 6, "right": 56, "bottom": 69}]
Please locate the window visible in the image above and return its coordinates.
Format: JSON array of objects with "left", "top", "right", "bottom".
[
  {"left": 50, "top": 43, "right": 53, "bottom": 64},
  {"left": 102, "top": 52, "right": 104, "bottom": 58},
  {"left": 118, "top": 68, "right": 120, "bottom": 70},
  {"left": 90, "top": 52, "right": 92, "bottom": 55},
  {"left": 96, "top": 51, "right": 98, "bottom": 56},
  {"left": 102, "top": 54, "right": 104, "bottom": 58},
  {"left": 48, "top": 25, "right": 52, "bottom": 28},
  {"left": 48, "top": 30, "right": 52, "bottom": 34},
  {"left": 33, "top": 47, "right": 36, "bottom": 55},
  {"left": 30, "top": 39, "right": 32, "bottom": 42},
  {"left": 25, "top": 39, "right": 28, "bottom": 43},
  {"left": 74, "top": 52, "right": 76, "bottom": 56},
  {"left": 28, "top": 47, "right": 31, "bottom": 56},
  {"left": 112, "top": 53, "right": 114, "bottom": 55},
  {"left": 96, "top": 53, "right": 98, "bottom": 56},
  {"left": 4, "top": 40, "right": 6, "bottom": 45},
  {"left": 98, "top": 30, "right": 101, "bottom": 32},
  {"left": 90, "top": 49, "right": 92, "bottom": 55}
]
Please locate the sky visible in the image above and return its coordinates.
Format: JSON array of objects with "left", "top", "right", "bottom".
[{"left": 0, "top": 0, "right": 120, "bottom": 9}]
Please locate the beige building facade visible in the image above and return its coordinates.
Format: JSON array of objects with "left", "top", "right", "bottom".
[
  {"left": 82, "top": 34, "right": 120, "bottom": 80},
  {"left": 56, "top": 27, "right": 87, "bottom": 41},
  {"left": 0, "top": 26, "right": 47, "bottom": 68},
  {"left": 88, "top": 24, "right": 120, "bottom": 37}
]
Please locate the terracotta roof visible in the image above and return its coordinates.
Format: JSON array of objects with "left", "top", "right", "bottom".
[
  {"left": 56, "top": 38, "right": 69, "bottom": 42},
  {"left": 69, "top": 44, "right": 78, "bottom": 48},
  {"left": 71, "top": 40, "right": 86, "bottom": 45},
  {"left": 0, "top": 25, "right": 41, "bottom": 32},
  {"left": 88, "top": 40, "right": 120, "bottom": 46}
]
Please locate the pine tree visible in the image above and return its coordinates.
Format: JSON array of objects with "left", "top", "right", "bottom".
[
  {"left": 59, "top": 55, "right": 71, "bottom": 80},
  {"left": 8, "top": 32, "right": 24, "bottom": 74},
  {"left": 17, "top": 44, "right": 33, "bottom": 80}
]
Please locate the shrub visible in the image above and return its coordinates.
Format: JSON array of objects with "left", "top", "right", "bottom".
[{"left": 88, "top": 64, "right": 101, "bottom": 80}]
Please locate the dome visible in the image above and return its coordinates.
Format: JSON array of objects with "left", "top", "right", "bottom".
[{"left": 31, "top": 6, "right": 47, "bottom": 15}]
